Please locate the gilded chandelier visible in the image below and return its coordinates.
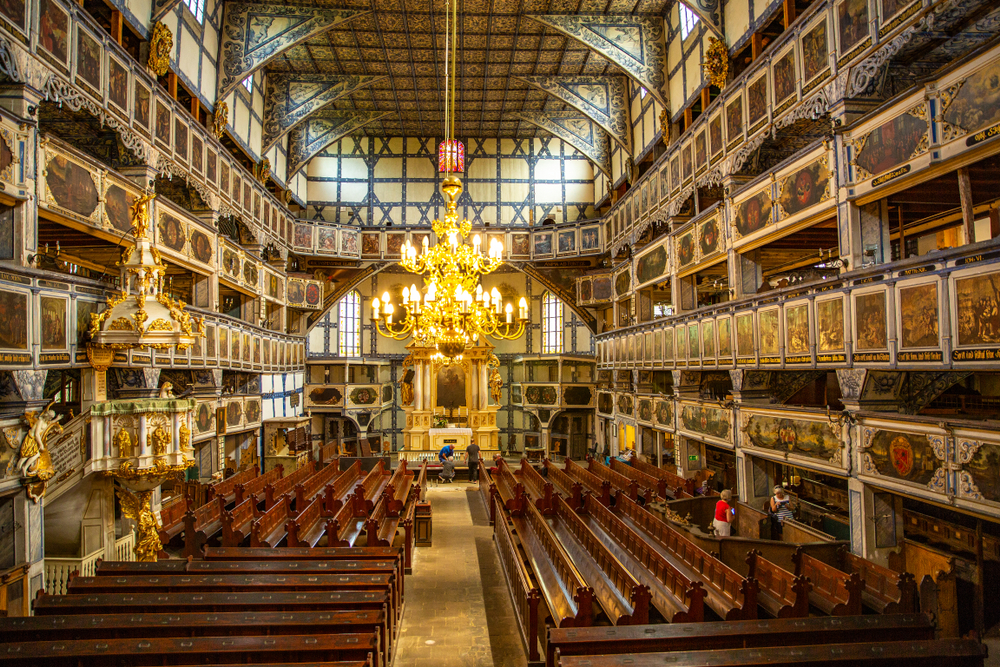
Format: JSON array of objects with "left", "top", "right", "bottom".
[{"left": 372, "top": 175, "right": 528, "bottom": 359}]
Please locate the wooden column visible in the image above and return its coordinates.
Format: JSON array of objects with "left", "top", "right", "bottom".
[
  {"left": 751, "top": 33, "right": 763, "bottom": 61},
  {"left": 782, "top": 0, "right": 797, "bottom": 28},
  {"left": 110, "top": 10, "right": 123, "bottom": 44},
  {"left": 897, "top": 206, "right": 906, "bottom": 260},
  {"left": 168, "top": 72, "right": 179, "bottom": 100},
  {"left": 958, "top": 167, "right": 975, "bottom": 243},
  {"left": 701, "top": 87, "right": 711, "bottom": 110},
  {"left": 990, "top": 207, "right": 999, "bottom": 239}
]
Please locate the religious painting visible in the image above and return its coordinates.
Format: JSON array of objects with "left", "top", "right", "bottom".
[
  {"left": 745, "top": 414, "right": 842, "bottom": 463},
  {"left": 0, "top": 0, "right": 24, "bottom": 31},
  {"left": 695, "top": 131, "right": 707, "bottom": 169},
  {"left": 838, "top": 0, "right": 870, "bottom": 52},
  {"left": 157, "top": 213, "right": 186, "bottom": 252},
  {"left": 682, "top": 145, "right": 692, "bottom": 181},
  {"left": 680, "top": 404, "right": 731, "bottom": 441},
  {"left": 226, "top": 401, "right": 242, "bottom": 427},
  {"left": 676, "top": 229, "right": 695, "bottom": 269},
  {"left": 558, "top": 230, "right": 576, "bottom": 254},
  {"left": 581, "top": 226, "right": 600, "bottom": 251},
  {"left": 702, "top": 320, "right": 716, "bottom": 358},
  {"left": 687, "top": 323, "right": 700, "bottom": 359},
  {"left": 640, "top": 182, "right": 649, "bottom": 215},
  {"left": 733, "top": 190, "right": 772, "bottom": 238},
  {"left": 747, "top": 76, "right": 768, "bottom": 130},
  {"left": 880, "top": 0, "right": 911, "bottom": 20},
  {"left": 664, "top": 328, "right": 674, "bottom": 360},
  {"left": 709, "top": 114, "right": 723, "bottom": 157},
  {"left": 511, "top": 232, "right": 530, "bottom": 257},
  {"left": 267, "top": 273, "right": 282, "bottom": 300},
  {"left": 773, "top": 50, "right": 796, "bottom": 106},
  {"left": 46, "top": 154, "right": 98, "bottom": 218},
  {"left": 670, "top": 156, "right": 680, "bottom": 190},
  {"left": 736, "top": 312, "right": 755, "bottom": 357},
  {"left": 593, "top": 275, "right": 613, "bottom": 301},
  {"left": 262, "top": 339, "right": 270, "bottom": 365},
  {"left": 191, "top": 136, "right": 203, "bottom": 173},
  {"left": 436, "top": 365, "right": 466, "bottom": 410},
  {"left": 726, "top": 96, "right": 743, "bottom": 144},
  {"left": 190, "top": 229, "right": 212, "bottom": 265},
  {"left": 636, "top": 243, "right": 667, "bottom": 286},
  {"left": 961, "top": 442, "right": 1000, "bottom": 503},
  {"left": 207, "top": 150, "right": 217, "bottom": 184},
  {"left": 699, "top": 216, "right": 721, "bottom": 256},
  {"left": 817, "top": 296, "right": 845, "bottom": 352},
  {"left": 242, "top": 260, "right": 259, "bottom": 287},
  {"left": 108, "top": 57, "right": 129, "bottom": 114},
  {"left": 660, "top": 164, "right": 669, "bottom": 200},
  {"left": 955, "top": 272, "right": 1000, "bottom": 347},
  {"left": 785, "top": 303, "right": 810, "bottom": 356},
  {"left": 718, "top": 317, "right": 732, "bottom": 357},
  {"left": 341, "top": 230, "right": 358, "bottom": 255},
  {"left": 597, "top": 392, "right": 614, "bottom": 416},
  {"left": 287, "top": 280, "right": 304, "bottom": 305},
  {"left": 758, "top": 309, "right": 780, "bottom": 356},
  {"left": 242, "top": 333, "right": 251, "bottom": 362},
  {"left": 534, "top": 232, "right": 552, "bottom": 257},
  {"left": 243, "top": 183, "right": 251, "bottom": 211},
  {"left": 942, "top": 60, "right": 1000, "bottom": 136},
  {"left": 133, "top": 82, "right": 150, "bottom": 132},
  {"left": 230, "top": 331, "right": 240, "bottom": 360},
  {"left": 174, "top": 119, "right": 188, "bottom": 161},
  {"left": 802, "top": 21, "right": 830, "bottom": 84},
  {"left": 103, "top": 183, "right": 134, "bottom": 233},
  {"left": 253, "top": 338, "right": 261, "bottom": 364},
  {"left": 384, "top": 234, "right": 406, "bottom": 257},
  {"left": 219, "top": 161, "right": 230, "bottom": 196},
  {"left": 855, "top": 291, "right": 888, "bottom": 350},
  {"left": 579, "top": 278, "right": 593, "bottom": 303},
  {"left": 195, "top": 402, "right": 214, "bottom": 435},
  {"left": 864, "top": 429, "right": 942, "bottom": 485},
  {"left": 38, "top": 296, "right": 65, "bottom": 351},
  {"left": 76, "top": 300, "right": 100, "bottom": 347},
  {"left": 637, "top": 398, "right": 653, "bottom": 423},
  {"left": 38, "top": 0, "right": 69, "bottom": 65},
  {"left": 317, "top": 227, "right": 337, "bottom": 252},
  {"left": 617, "top": 393, "right": 634, "bottom": 417},
  {"left": 779, "top": 158, "right": 831, "bottom": 217},
  {"left": 899, "top": 283, "right": 939, "bottom": 348},
  {"left": 525, "top": 385, "right": 557, "bottom": 405},
  {"left": 361, "top": 232, "right": 380, "bottom": 257},
  {"left": 219, "top": 328, "right": 228, "bottom": 359},
  {"left": 76, "top": 31, "right": 103, "bottom": 94},
  {"left": 221, "top": 247, "right": 239, "bottom": 277},
  {"left": 155, "top": 101, "right": 171, "bottom": 146},
  {"left": 0, "top": 291, "right": 27, "bottom": 349},
  {"left": 231, "top": 175, "right": 241, "bottom": 203},
  {"left": 853, "top": 111, "right": 927, "bottom": 177},
  {"left": 655, "top": 399, "right": 673, "bottom": 427}
]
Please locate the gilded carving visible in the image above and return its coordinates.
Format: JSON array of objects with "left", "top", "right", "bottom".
[
  {"left": 115, "top": 428, "right": 135, "bottom": 458},
  {"left": 10, "top": 401, "right": 63, "bottom": 501},
  {"left": 213, "top": 102, "right": 229, "bottom": 139},
  {"left": 116, "top": 487, "right": 162, "bottom": 562},
  {"left": 256, "top": 158, "right": 271, "bottom": 184},
  {"left": 148, "top": 22, "right": 173, "bottom": 77},
  {"left": 150, "top": 425, "right": 170, "bottom": 456},
  {"left": 703, "top": 37, "right": 729, "bottom": 89}
]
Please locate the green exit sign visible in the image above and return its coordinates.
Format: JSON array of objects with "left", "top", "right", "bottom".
[{"left": 688, "top": 455, "right": 699, "bottom": 461}]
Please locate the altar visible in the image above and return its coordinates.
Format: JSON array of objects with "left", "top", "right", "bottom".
[{"left": 429, "top": 427, "right": 472, "bottom": 453}]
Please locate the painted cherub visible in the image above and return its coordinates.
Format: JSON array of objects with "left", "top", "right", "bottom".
[{"left": 14, "top": 399, "right": 62, "bottom": 480}]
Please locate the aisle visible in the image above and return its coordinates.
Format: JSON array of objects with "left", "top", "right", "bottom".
[{"left": 395, "top": 482, "right": 527, "bottom": 667}]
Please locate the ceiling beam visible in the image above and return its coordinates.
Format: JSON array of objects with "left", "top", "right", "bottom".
[
  {"left": 516, "top": 75, "right": 631, "bottom": 152},
  {"left": 512, "top": 111, "right": 611, "bottom": 178},
  {"left": 287, "top": 110, "right": 392, "bottom": 178}
]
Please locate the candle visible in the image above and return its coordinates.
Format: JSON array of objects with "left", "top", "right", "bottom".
[
  {"left": 505, "top": 303, "right": 512, "bottom": 324},
  {"left": 372, "top": 298, "right": 380, "bottom": 319},
  {"left": 402, "top": 286, "right": 410, "bottom": 303}
]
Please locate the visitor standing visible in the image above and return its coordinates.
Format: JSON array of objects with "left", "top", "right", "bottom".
[
  {"left": 466, "top": 442, "right": 481, "bottom": 482},
  {"left": 713, "top": 489, "right": 735, "bottom": 536}
]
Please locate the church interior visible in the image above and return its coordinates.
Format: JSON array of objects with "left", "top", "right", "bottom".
[{"left": 0, "top": 0, "right": 997, "bottom": 663}]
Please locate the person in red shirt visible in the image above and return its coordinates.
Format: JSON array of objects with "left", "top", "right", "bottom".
[{"left": 713, "top": 489, "right": 735, "bottom": 536}]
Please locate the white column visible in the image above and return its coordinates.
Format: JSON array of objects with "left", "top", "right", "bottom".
[
  {"left": 481, "top": 363, "right": 488, "bottom": 409},
  {"left": 172, "top": 413, "right": 180, "bottom": 453},
  {"left": 414, "top": 361, "right": 423, "bottom": 409},
  {"left": 138, "top": 415, "right": 148, "bottom": 457}
]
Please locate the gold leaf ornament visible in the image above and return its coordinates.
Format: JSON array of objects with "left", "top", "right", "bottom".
[
  {"left": 148, "top": 22, "right": 173, "bottom": 77},
  {"left": 703, "top": 37, "right": 729, "bottom": 89},
  {"left": 213, "top": 102, "right": 229, "bottom": 139}
]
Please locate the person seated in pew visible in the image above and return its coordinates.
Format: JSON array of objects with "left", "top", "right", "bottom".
[
  {"left": 768, "top": 485, "right": 796, "bottom": 537},
  {"left": 713, "top": 489, "right": 735, "bottom": 536},
  {"left": 439, "top": 456, "right": 456, "bottom": 484}
]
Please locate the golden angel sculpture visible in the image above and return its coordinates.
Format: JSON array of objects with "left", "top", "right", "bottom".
[{"left": 10, "top": 399, "right": 63, "bottom": 501}]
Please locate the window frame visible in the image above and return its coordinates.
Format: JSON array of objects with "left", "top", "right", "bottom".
[
  {"left": 181, "top": 0, "right": 205, "bottom": 24},
  {"left": 541, "top": 292, "right": 564, "bottom": 354},
  {"left": 242, "top": 75, "right": 253, "bottom": 94},
  {"left": 338, "top": 290, "right": 362, "bottom": 357},
  {"left": 679, "top": 4, "right": 700, "bottom": 40}
]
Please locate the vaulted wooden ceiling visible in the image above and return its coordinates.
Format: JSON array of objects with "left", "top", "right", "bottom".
[{"left": 262, "top": 0, "right": 668, "bottom": 138}]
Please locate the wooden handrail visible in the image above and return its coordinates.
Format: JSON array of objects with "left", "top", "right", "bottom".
[
  {"left": 494, "top": 497, "right": 542, "bottom": 662},
  {"left": 236, "top": 466, "right": 282, "bottom": 505},
  {"left": 286, "top": 496, "right": 323, "bottom": 547},
  {"left": 519, "top": 459, "right": 555, "bottom": 513},
  {"left": 632, "top": 458, "right": 696, "bottom": 496},
  {"left": 839, "top": 547, "right": 918, "bottom": 614},
  {"left": 250, "top": 494, "right": 291, "bottom": 547},
  {"left": 545, "top": 458, "right": 584, "bottom": 509},
  {"left": 265, "top": 461, "right": 316, "bottom": 509},
  {"left": 206, "top": 467, "right": 257, "bottom": 503},
  {"left": 793, "top": 548, "right": 862, "bottom": 616},
  {"left": 221, "top": 498, "right": 257, "bottom": 546}
]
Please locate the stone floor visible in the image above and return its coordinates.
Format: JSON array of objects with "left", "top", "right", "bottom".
[{"left": 395, "top": 480, "right": 528, "bottom": 667}]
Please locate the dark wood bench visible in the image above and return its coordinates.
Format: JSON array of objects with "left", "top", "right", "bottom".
[
  {"left": 250, "top": 494, "right": 292, "bottom": 547},
  {"left": 611, "top": 457, "right": 665, "bottom": 499},
  {"left": 587, "top": 456, "right": 641, "bottom": 502},
  {"left": 182, "top": 495, "right": 225, "bottom": 558},
  {"left": 544, "top": 458, "right": 584, "bottom": 510},
  {"left": 478, "top": 460, "right": 496, "bottom": 524},
  {"left": 555, "top": 638, "right": 986, "bottom": 667},
  {"left": 296, "top": 461, "right": 344, "bottom": 510},
  {"left": 158, "top": 495, "right": 189, "bottom": 546},
  {"left": 206, "top": 467, "right": 258, "bottom": 506},
  {"left": 235, "top": 465, "right": 282, "bottom": 506},
  {"left": 746, "top": 549, "right": 811, "bottom": 618},
  {"left": 631, "top": 458, "right": 695, "bottom": 497},
  {"left": 221, "top": 497, "right": 257, "bottom": 547},
  {"left": 328, "top": 461, "right": 365, "bottom": 514},
  {"left": 382, "top": 463, "right": 413, "bottom": 517},
  {"left": 365, "top": 493, "right": 400, "bottom": 548},
  {"left": 565, "top": 458, "right": 611, "bottom": 506},
  {"left": 358, "top": 461, "right": 392, "bottom": 514},
  {"left": 264, "top": 461, "right": 316, "bottom": 510},
  {"left": 518, "top": 459, "right": 556, "bottom": 513},
  {"left": 319, "top": 442, "right": 339, "bottom": 467},
  {"left": 793, "top": 547, "right": 863, "bottom": 616},
  {"left": 286, "top": 496, "right": 328, "bottom": 547},
  {"left": 0, "top": 632, "right": 379, "bottom": 666},
  {"left": 547, "top": 613, "right": 936, "bottom": 667},
  {"left": 493, "top": 496, "right": 543, "bottom": 663},
  {"left": 614, "top": 494, "right": 758, "bottom": 620},
  {"left": 840, "top": 546, "right": 919, "bottom": 613},
  {"left": 492, "top": 458, "right": 526, "bottom": 515},
  {"left": 328, "top": 489, "right": 368, "bottom": 547}
]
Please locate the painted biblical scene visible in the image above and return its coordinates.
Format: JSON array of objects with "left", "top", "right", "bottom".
[
  {"left": 955, "top": 272, "right": 1000, "bottom": 346},
  {"left": 46, "top": 155, "right": 98, "bottom": 218},
  {"left": 638, "top": 399, "right": 653, "bottom": 423},
  {"left": 38, "top": 0, "right": 68, "bottom": 64},
  {"left": 636, "top": 243, "right": 668, "bottom": 286},
  {"left": 40, "top": 297, "right": 66, "bottom": 350},
  {"left": 726, "top": 97, "right": 743, "bottom": 143},
  {"left": 942, "top": 60, "right": 1000, "bottom": 135},
  {"left": 592, "top": 275, "right": 613, "bottom": 301},
  {"left": 710, "top": 115, "right": 723, "bottom": 155},
  {"left": 76, "top": 30, "right": 102, "bottom": 92},
  {"left": 747, "top": 76, "right": 767, "bottom": 127},
  {"left": 855, "top": 292, "right": 888, "bottom": 350},
  {"left": 317, "top": 227, "right": 337, "bottom": 252},
  {"left": 853, "top": 111, "right": 927, "bottom": 177},
  {"left": 676, "top": 230, "right": 695, "bottom": 269},
  {"left": 654, "top": 399, "right": 674, "bottom": 427},
  {"left": 817, "top": 297, "right": 845, "bottom": 351},
  {"left": 899, "top": 283, "right": 939, "bottom": 348},
  {"left": 687, "top": 324, "right": 699, "bottom": 359},
  {"left": 718, "top": 318, "right": 732, "bottom": 357},
  {"left": 745, "top": 415, "right": 842, "bottom": 462},
  {"left": 963, "top": 442, "right": 1000, "bottom": 502},
  {"left": 362, "top": 232, "right": 380, "bottom": 256},
  {"left": 779, "top": 159, "right": 832, "bottom": 217},
  {"left": 699, "top": 216, "right": 721, "bottom": 256},
  {"left": 158, "top": 213, "right": 186, "bottom": 252},
  {"left": 581, "top": 226, "right": 600, "bottom": 251},
  {"left": 680, "top": 404, "right": 732, "bottom": 441},
  {"left": 597, "top": 392, "right": 614, "bottom": 416},
  {"left": 702, "top": 320, "right": 716, "bottom": 358},
  {"left": 838, "top": 0, "right": 870, "bottom": 51},
  {"left": 865, "top": 429, "right": 942, "bottom": 485},
  {"left": 534, "top": 233, "right": 552, "bottom": 256},
  {"left": 437, "top": 366, "right": 466, "bottom": 409},
  {"left": 736, "top": 313, "right": 755, "bottom": 356},
  {"left": 104, "top": 183, "right": 133, "bottom": 233},
  {"left": 773, "top": 50, "right": 796, "bottom": 104},
  {"left": 109, "top": 59, "right": 129, "bottom": 112},
  {"left": 525, "top": 385, "right": 558, "bottom": 405},
  {"left": 758, "top": 309, "right": 780, "bottom": 356},
  {"left": 786, "top": 304, "right": 810, "bottom": 355},
  {"left": 802, "top": 21, "right": 829, "bottom": 83}
]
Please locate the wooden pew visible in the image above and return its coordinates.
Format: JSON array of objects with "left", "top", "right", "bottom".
[
  {"left": 415, "top": 461, "right": 429, "bottom": 502},
  {"left": 746, "top": 549, "right": 811, "bottom": 618},
  {"left": 327, "top": 489, "right": 368, "bottom": 547},
  {"left": 839, "top": 546, "right": 919, "bottom": 613},
  {"left": 903, "top": 508, "right": 1000, "bottom": 563},
  {"left": 328, "top": 460, "right": 364, "bottom": 514},
  {"left": 234, "top": 465, "right": 282, "bottom": 506},
  {"left": 364, "top": 494, "right": 400, "bottom": 548},
  {"left": 792, "top": 547, "right": 862, "bottom": 616},
  {"left": 555, "top": 638, "right": 987, "bottom": 667},
  {"left": 587, "top": 456, "right": 641, "bottom": 502},
  {"left": 632, "top": 458, "right": 695, "bottom": 497},
  {"left": 610, "top": 458, "right": 665, "bottom": 499},
  {"left": 547, "top": 613, "right": 936, "bottom": 667},
  {"left": 221, "top": 497, "right": 258, "bottom": 547},
  {"left": 296, "top": 462, "right": 343, "bottom": 511},
  {"left": 319, "top": 442, "right": 339, "bottom": 466},
  {"left": 552, "top": 494, "right": 650, "bottom": 625},
  {"left": 493, "top": 496, "right": 543, "bottom": 662},
  {"left": 493, "top": 458, "right": 526, "bottom": 515},
  {"left": 250, "top": 494, "right": 292, "bottom": 547},
  {"left": 565, "top": 458, "right": 611, "bottom": 506},
  {"left": 0, "top": 632, "right": 380, "bottom": 666},
  {"left": 158, "top": 495, "right": 189, "bottom": 546},
  {"left": 510, "top": 495, "right": 595, "bottom": 629},
  {"left": 582, "top": 493, "right": 704, "bottom": 624},
  {"left": 206, "top": 467, "right": 258, "bottom": 505},
  {"left": 359, "top": 461, "right": 392, "bottom": 513},
  {"left": 264, "top": 460, "right": 316, "bottom": 510},
  {"left": 518, "top": 459, "right": 556, "bottom": 513},
  {"left": 614, "top": 494, "right": 758, "bottom": 620},
  {"left": 798, "top": 477, "right": 849, "bottom": 512},
  {"left": 181, "top": 495, "right": 225, "bottom": 559},
  {"left": 544, "top": 458, "right": 584, "bottom": 510},
  {"left": 286, "top": 495, "right": 328, "bottom": 547},
  {"left": 382, "top": 462, "right": 413, "bottom": 517},
  {"left": 478, "top": 460, "right": 495, "bottom": 524},
  {"left": 401, "top": 490, "right": 416, "bottom": 574}
]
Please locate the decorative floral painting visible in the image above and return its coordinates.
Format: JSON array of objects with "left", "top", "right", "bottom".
[
  {"left": 779, "top": 158, "right": 831, "bottom": 217},
  {"left": 899, "top": 283, "right": 939, "bottom": 348},
  {"left": 733, "top": 190, "right": 772, "bottom": 238},
  {"left": 855, "top": 292, "right": 888, "bottom": 350},
  {"left": 746, "top": 415, "right": 841, "bottom": 462}
]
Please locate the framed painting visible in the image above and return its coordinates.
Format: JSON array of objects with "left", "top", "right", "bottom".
[
  {"left": 533, "top": 232, "right": 552, "bottom": 257},
  {"left": 580, "top": 225, "right": 600, "bottom": 252},
  {"left": 778, "top": 156, "right": 832, "bottom": 218},
  {"left": 103, "top": 180, "right": 135, "bottom": 234},
  {"left": 758, "top": 308, "right": 780, "bottom": 357},
  {"left": 133, "top": 80, "right": 151, "bottom": 135},
  {"left": 718, "top": 317, "right": 732, "bottom": 358},
  {"left": 801, "top": 18, "right": 831, "bottom": 90},
  {"left": 663, "top": 327, "right": 674, "bottom": 361},
  {"left": 660, "top": 163, "right": 669, "bottom": 201},
  {"left": 695, "top": 130, "right": 707, "bottom": 171},
  {"left": 836, "top": 0, "right": 871, "bottom": 57},
  {"left": 75, "top": 25, "right": 102, "bottom": 95},
  {"left": 709, "top": 113, "right": 724, "bottom": 158},
  {"left": 736, "top": 312, "right": 755, "bottom": 357},
  {"left": 154, "top": 100, "right": 171, "bottom": 147},
  {"left": 699, "top": 215, "right": 721, "bottom": 258},
  {"left": 107, "top": 56, "right": 129, "bottom": 116},
  {"left": 687, "top": 323, "right": 700, "bottom": 360},
  {"left": 0, "top": 290, "right": 28, "bottom": 350},
  {"left": 851, "top": 109, "right": 928, "bottom": 179},
  {"left": 511, "top": 232, "right": 531, "bottom": 257},
  {"left": 897, "top": 281, "right": 939, "bottom": 349},
  {"left": 39, "top": 295, "right": 66, "bottom": 351},
  {"left": 746, "top": 73, "right": 768, "bottom": 132},
  {"left": 0, "top": 0, "right": 25, "bottom": 33},
  {"left": 191, "top": 135, "right": 203, "bottom": 174},
  {"left": 725, "top": 94, "right": 743, "bottom": 147},
  {"left": 682, "top": 144, "right": 693, "bottom": 181},
  {"left": 361, "top": 232, "right": 380, "bottom": 257},
  {"left": 317, "top": 227, "right": 337, "bottom": 253},
  {"left": 816, "top": 295, "right": 846, "bottom": 353},
  {"left": 702, "top": 319, "right": 716, "bottom": 359},
  {"left": 854, "top": 290, "right": 888, "bottom": 351},
  {"left": 772, "top": 46, "right": 797, "bottom": 112},
  {"left": 174, "top": 118, "right": 188, "bottom": 162},
  {"left": 733, "top": 188, "right": 773, "bottom": 239},
  {"left": 557, "top": 229, "right": 576, "bottom": 255},
  {"left": 45, "top": 153, "right": 99, "bottom": 220},
  {"left": 38, "top": 0, "right": 70, "bottom": 69},
  {"left": 785, "top": 301, "right": 811, "bottom": 358}
]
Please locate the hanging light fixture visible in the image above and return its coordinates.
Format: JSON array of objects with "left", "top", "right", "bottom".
[{"left": 371, "top": 0, "right": 528, "bottom": 360}]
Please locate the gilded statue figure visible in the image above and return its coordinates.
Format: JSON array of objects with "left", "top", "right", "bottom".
[
  {"left": 116, "top": 487, "right": 162, "bottom": 562},
  {"left": 115, "top": 428, "right": 135, "bottom": 458},
  {"left": 151, "top": 425, "right": 170, "bottom": 456},
  {"left": 12, "top": 400, "right": 62, "bottom": 500},
  {"left": 489, "top": 368, "right": 503, "bottom": 405}
]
